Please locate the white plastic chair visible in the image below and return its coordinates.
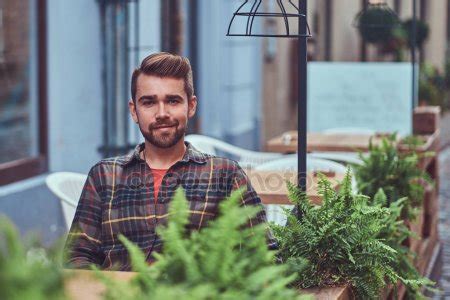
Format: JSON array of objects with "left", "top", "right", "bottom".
[
  {"left": 46, "top": 172, "right": 87, "bottom": 231},
  {"left": 308, "top": 151, "right": 363, "bottom": 166},
  {"left": 255, "top": 156, "right": 352, "bottom": 226},
  {"left": 322, "top": 127, "right": 376, "bottom": 135},
  {"left": 185, "top": 134, "right": 283, "bottom": 169}
]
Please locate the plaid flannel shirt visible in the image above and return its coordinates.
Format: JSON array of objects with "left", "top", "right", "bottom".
[{"left": 64, "top": 141, "right": 277, "bottom": 271}]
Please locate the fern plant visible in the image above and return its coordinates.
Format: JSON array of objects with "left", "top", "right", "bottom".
[
  {"left": 0, "top": 216, "right": 67, "bottom": 300},
  {"left": 95, "top": 188, "right": 309, "bottom": 300},
  {"left": 272, "top": 172, "right": 424, "bottom": 299},
  {"left": 352, "top": 134, "right": 433, "bottom": 219},
  {"left": 371, "top": 189, "right": 434, "bottom": 298}
]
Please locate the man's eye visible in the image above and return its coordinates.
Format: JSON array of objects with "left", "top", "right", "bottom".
[
  {"left": 143, "top": 101, "right": 155, "bottom": 106},
  {"left": 169, "top": 99, "right": 179, "bottom": 104}
]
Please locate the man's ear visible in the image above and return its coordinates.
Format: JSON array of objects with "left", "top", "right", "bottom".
[
  {"left": 188, "top": 96, "right": 197, "bottom": 118},
  {"left": 129, "top": 99, "right": 138, "bottom": 123}
]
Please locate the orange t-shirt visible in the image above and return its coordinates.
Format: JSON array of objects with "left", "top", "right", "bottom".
[{"left": 151, "top": 168, "right": 168, "bottom": 203}]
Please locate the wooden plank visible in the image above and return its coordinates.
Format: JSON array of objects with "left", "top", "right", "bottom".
[
  {"left": 406, "top": 208, "right": 425, "bottom": 255},
  {"left": 416, "top": 236, "right": 438, "bottom": 276},
  {"left": 246, "top": 170, "right": 345, "bottom": 205},
  {"left": 65, "top": 270, "right": 350, "bottom": 300},
  {"left": 307, "top": 132, "right": 386, "bottom": 153},
  {"left": 423, "top": 184, "right": 438, "bottom": 238},
  {"left": 301, "top": 285, "right": 351, "bottom": 300},
  {"left": 64, "top": 270, "right": 135, "bottom": 300},
  {"left": 398, "top": 130, "right": 440, "bottom": 156},
  {"left": 266, "top": 131, "right": 393, "bottom": 154},
  {"left": 267, "top": 129, "right": 439, "bottom": 156},
  {"left": 391, "top": 281, "right": 407, "bottom": 300},
  {"left": 413, "top": 106, "right": 441, "bottom": 135}
]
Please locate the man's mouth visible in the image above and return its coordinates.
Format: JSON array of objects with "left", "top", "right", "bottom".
[{"left": 152, "top": 124, "right": 176, "bottom": 130}]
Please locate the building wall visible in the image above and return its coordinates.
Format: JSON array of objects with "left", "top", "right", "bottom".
[
  {"left": 262, "top": 0, "right": 449, "bottom": 146},
  {"left": 47, "top": 0, "right": 103, "bottom": 173},
  {"left": 197, "top": 0, "right": 262, "bottom": 150},
  {"left": 0, "top": 0, "right": 161, "bottom": 243},
  {"left": 423, "top": 1, "right": 448, "bottom": 69},
  {"left": 328, "top": 0, "right": 362, "bottom": 61},
  {"left": 261, "top": 1, "right": 318, "bottom": 145},
  {"left": 46, "top": 0, "right": 161, "bottom": 173}
]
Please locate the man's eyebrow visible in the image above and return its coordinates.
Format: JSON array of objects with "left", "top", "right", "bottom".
[
  {"left": 138, "top": 95, "right": 156, "bottom": 102},
  {"left": 166, "top": 94, "right": 184, "bottom": 100}
]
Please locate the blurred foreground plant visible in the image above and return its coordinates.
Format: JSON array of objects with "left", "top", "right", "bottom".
[
  {"left": 0, "top": 216, "right": 67, "bottom": 300},
  {"left": 95, "top": 188, "right": 310, "bottom": 300}
]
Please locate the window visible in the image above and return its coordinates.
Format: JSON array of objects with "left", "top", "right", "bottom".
[{"left": 0, "top": 0, "right": 47, "bottom": 185}]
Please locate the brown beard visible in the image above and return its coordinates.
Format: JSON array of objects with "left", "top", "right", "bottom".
[{"left": 139, "top": 120, "right": 186, "bottom": 149}]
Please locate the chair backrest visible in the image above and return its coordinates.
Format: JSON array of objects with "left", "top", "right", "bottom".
[
  {"left": 184, "top": 134, "right": 218, "bottom": 155},
  {"left": 308, "top": 151, "right": 363, "bottom": 166},
  {"left": 255, "top": 155, "right": 348, "bottom": 174},
  {"left": 322, "top": 127, "right": 376, "bottom": 135},
  {"left": 46, "top": 172, "right": 87, "bottom": 231},
  {"left": 185, "top": 134, "right": 283, "bottom": 168},
  {"left": 255, "top": 156, "right": 353, "bottom": 226}
]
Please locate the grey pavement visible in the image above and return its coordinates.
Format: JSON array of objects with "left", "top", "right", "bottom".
[{"left": 432, "top": 111, "right": 450, "bottom": 299}]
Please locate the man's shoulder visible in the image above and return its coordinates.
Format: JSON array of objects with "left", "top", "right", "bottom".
[
  {"left": 88, "top": 153, "right": 133, "bottom": 173},
  {"left": 198, "top": 153, "right": 243, "bottom": 172}
]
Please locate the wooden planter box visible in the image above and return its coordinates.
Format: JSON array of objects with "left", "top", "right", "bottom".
[
  {"left": 64, "top": 270, "right": 352, "bottom": 300},
  {"left": 423, "top": 183, "right": 439, "bottom": 239},
  {"left": 405, "top": 207, "right": 425, "bottom": 255},
  {"left": 301, "top": 285, "right": 351, "bottom": 299},
  {"left": 413, "top": 106, "right": 441, "bottom": 135},
  {"left": 64, "top": 270, "right": 134, "bottom": 300}
]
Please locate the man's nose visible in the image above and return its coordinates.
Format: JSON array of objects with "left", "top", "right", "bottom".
[{"left": 156, "top": 102, "right": 170, "bottom": 119}]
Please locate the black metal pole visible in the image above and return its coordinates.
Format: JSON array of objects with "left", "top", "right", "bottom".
[
  {"left": 124, "top": 2, "right": 130, "bottom": 152},
  {"left": 412, "top": 0, "right": 417, "bottom": 117},
  {"left": 99, "top": 0, "right": 109, "bottom": 158},
  {"left": 298, "top": 0, "right": 307, "bottom": 191},
  {"left": 360, "top": 0, "right": 367, "bottom": 62}
]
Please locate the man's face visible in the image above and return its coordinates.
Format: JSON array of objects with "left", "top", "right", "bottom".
[{"left": 129, "top": 74, "right": 197, "bottom": 148}]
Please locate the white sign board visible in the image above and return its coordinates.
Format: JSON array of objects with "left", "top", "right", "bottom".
[{"left": 308, "top": 62, "right": 414, "bottom": 136}]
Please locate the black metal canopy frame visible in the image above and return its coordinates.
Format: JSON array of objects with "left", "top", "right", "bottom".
[
  {"left": 227, "top": 0, "right": 312, "bottom": 38},
  {"left": 227, "top": 0, "right": 310, "bottom": 198}
]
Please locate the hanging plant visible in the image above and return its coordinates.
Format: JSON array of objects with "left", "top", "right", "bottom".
[
  {"left": 356, "top": 4, "right": 400, "bottom": 44},
  {"left": 402, "top": 18, "right": 429, "bottom": 48}
]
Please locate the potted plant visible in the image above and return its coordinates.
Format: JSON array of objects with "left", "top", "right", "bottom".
[
  {"left": 402, "top": 18, "right": 429, "bottom": 49},
  {"left": 271, "top": 172, "right": 432, "bottom": 298},
  {"left": 419, "top": 64, "right": 447, "bottom": 108},
  {"left": 352, "top": 135, "right": 433, "bottom": 219},
  {"left": 356, "top": 4, "right": 400, "bottom": 45}
]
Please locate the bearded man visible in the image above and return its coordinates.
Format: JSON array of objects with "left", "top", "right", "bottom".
[{"left": 64, "top": 52, "right": 276, "bottom": 271}]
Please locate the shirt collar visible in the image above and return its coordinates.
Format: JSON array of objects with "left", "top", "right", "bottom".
[{"left": 124, "top": 141, "right": 208, "bottom": 167}]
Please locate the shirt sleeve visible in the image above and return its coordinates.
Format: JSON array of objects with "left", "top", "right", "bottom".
[
  {"left": 64, "top": 165, "right": 105, "bottom": 269},
  {"left": 230, "top": 162, "right": 278, "bottom": 250}
]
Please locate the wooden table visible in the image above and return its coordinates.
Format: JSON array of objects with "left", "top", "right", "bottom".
[
  {"left": 246, "top": 169, "right": 345, "bottom": 205},
  {"left": 266, "top": 131, "right": 389, "bottom": 153},
  {"left": 64, "top": 269, "right": 135, "bottom": 300},
  {"left": 64, "top": 269, "right": 350, "bottom": 300}
]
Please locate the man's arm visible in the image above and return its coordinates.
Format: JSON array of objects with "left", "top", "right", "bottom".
[
  {"left": 64, "top": 165, "right": 104, "bottom": 269},
  {"left": 230, "top": 162, "right": 278, "bottom": 250}
]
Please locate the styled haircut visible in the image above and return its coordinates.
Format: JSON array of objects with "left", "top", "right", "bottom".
[{"left": 131, "top": 52, "right": 194, "bottom": 102}]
